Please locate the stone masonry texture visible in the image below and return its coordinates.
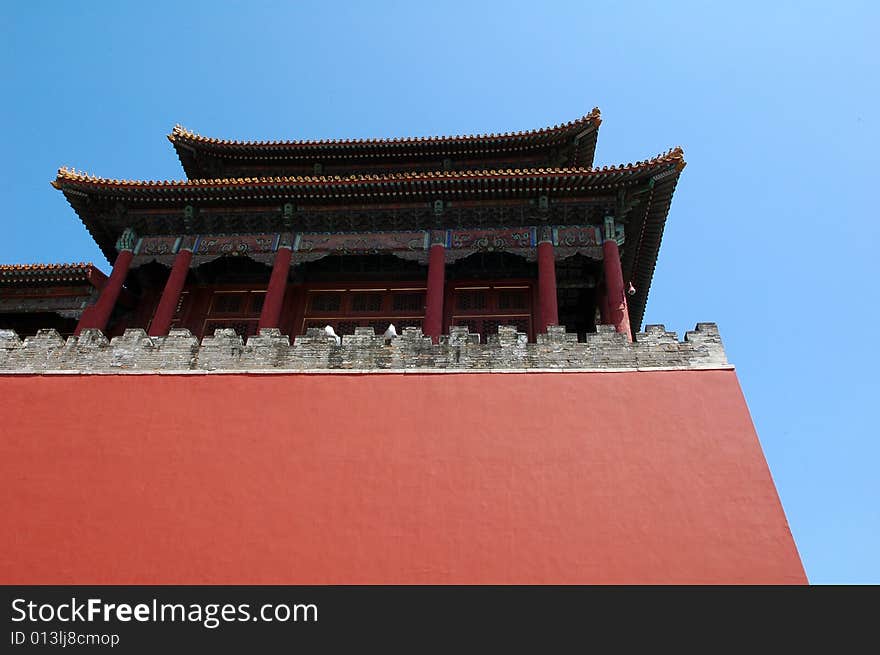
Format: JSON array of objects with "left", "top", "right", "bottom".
[{"left": 0, "top": 323, "right": 728, "bottom": 373}]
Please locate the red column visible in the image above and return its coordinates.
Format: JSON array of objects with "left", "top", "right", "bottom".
[
  {"left": 148, "top": 247, "right": 193, "bottom": 337},
  {"left": 258, "top": 246, "right": 292, "bottom": 330},
  {"left": 75, "top": 229, "right": 136, "bottom": 335},
  {"left": 537, "top": 234, "right": 559, "bottom": 332},
  {"left": 602, "top": 219, "right": 632, "bottom": 341},
  {"left": 423, "top": 233, "right": 446, "bottom": 343}
]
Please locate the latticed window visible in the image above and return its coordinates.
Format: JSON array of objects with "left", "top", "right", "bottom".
[
  {"left": 351, "top": 293, "right": 383, "bottom": 312},
  {"left": 248, "top": 293, "right": 265, "bottom": 315},
  {"left": 310, "top": 292, "right": 342, "bottom": 313},
  {"left": 497, "top": 289, "right": 528, "bottom": 310},
  {"left": 456, "top": 290, "right": 488, "bottom": 311},
  {"left": 392, "top": 292, "right": 424, "bottom": 313},
  {"left": 203, "top": 290, "right": 264, "bottom": 338},
  {"left": 450, "top": 283, "right": 533, "bottom": 342},
  {"left": 211, "top": 293, "right": 244, "bottom": 315}
]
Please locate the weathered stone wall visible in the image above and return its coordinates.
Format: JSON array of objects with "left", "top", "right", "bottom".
[{"left": 0, "top": 323, "right": 728, "bottom": 373}]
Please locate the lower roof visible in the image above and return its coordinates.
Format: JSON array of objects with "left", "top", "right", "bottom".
[{"left": 0, "top": 263, "right": 106, "bottom": 287}]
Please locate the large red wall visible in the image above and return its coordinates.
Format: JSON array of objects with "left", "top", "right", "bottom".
[{"left": 0, "top": 370, "right": 805, "bottom": 584}]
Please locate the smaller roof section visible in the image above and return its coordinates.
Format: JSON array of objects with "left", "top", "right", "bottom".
[
  {"left": 169, "top": 109, "right": 602, "bottom": 180},
  {"left": 0, "top": 262, "right": 107, "bottom": 287}
]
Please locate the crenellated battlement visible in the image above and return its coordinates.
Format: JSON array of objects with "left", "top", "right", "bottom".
[{"left": 0, "top": 323, "right": 728, "bottom": 373}]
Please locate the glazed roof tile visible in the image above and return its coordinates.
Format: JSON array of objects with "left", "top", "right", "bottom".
[
  {"left": 168, "top": 109, "right": 601, "bottom": 151},
  {"left": 53, "top": 147, "right": 684, "bottom": 193},
  {"left": 0, "top": 262, "right": 104, "bottom": 285}
]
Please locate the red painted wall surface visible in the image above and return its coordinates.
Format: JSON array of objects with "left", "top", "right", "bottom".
[{"left": 0, "top": 371, "right": 805, "bottom": 584}]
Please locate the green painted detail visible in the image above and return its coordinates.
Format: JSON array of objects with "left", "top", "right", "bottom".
[
  {"left": 604, "top": 216, "right": 615, "bottom": 241},
  {"left": 116, "top": 227, "right": 137, "bottom": 252}
]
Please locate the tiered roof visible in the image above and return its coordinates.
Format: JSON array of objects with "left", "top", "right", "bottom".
[{"left": 51, "top": 111, "right": 685, "bottom": 329}]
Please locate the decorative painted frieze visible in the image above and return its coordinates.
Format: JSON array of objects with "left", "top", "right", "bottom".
[
  {"left": 292, "top": 231, "right": 428, "bottom": 264},
  {"left": 192, "top": 234, "right": 281, "bottom": 266},
  {"left": 128, "top": 224, "right": 616, "bottom": 269},
  {"left": 553, "top": 225, "right": 604, "bottom": 260}
]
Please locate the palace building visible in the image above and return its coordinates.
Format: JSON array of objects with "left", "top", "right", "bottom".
[{"left": 0, "top": 111, "right": 806, "bottom": 584}]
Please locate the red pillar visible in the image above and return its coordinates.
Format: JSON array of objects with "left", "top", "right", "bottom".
[
  {"left": 602, "top": 219, "right": 632, "bottom": 341},
  {"left": 148, "top": 247, "right": 193, "bottom": 337},
  {"left": 537, "top": 235, "right": 559, "bottom": 332},
  {"left": 75, "top": 229, "right": 136, "bottom": 335},
  {"left": 423, "top": 233, "right": 446, "bottom": 343},
  {"left": 258, "top": 246, "right": 292, "bottom": 330}
]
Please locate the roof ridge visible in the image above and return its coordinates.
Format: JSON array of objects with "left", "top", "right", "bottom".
[
  {"left": 54, "top": 146, "right": 684, "bottom": 188},
  {"left": 167, "top": 108, "right": 602, "bottom": 149}
]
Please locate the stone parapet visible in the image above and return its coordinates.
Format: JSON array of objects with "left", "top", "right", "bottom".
[{"left": 0, "top": 323, "right": 729, "bottom": 373}]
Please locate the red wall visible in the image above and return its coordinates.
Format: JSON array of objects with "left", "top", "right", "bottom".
[{"left": 0, "top": 370, "right": 805, "bottom": 584}]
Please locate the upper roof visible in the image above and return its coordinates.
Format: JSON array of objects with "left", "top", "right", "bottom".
[
  {"left": 0, "top": 263, "right": 106, "bottom": 287},
  {"left": 169, "top": 109, "right": 602, "bottom": 179}
]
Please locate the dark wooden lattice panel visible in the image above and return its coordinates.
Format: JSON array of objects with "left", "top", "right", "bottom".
[
  {"left": 309, "top": 292, "right": 343, "bottom": 313},
  {"left": 351, "top": 292, "right": 383, "bottom": 312},
  {"left": 392, "top": 292, "right": 424, "bottom": 313},
  {"left": 210, "top": 292, "right": 245, "bottom": 315},
  {"left": 497, "top": 288, "right": 529, "bottom": 310},
  {"left": 248, "top": 293, "right": 265, "bottom": 315},
  {"left": 456, "top": 290, "right": 488, "bottom": 311}
]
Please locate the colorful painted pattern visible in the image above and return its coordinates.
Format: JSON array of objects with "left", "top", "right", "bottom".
[
  {"left": 136, "top": 236, "right": 179, "bottom": 257},
  {"left": 554, "top": 226, "right": 602, "bottom": 247},
  {"left": 448, "top": 228, "right": 535, "bottom": 251},
  {"left": 193, "top": 234, "right": 280, "bottom": 256},
  {"left": 296, "top": 231, "right": 427, "bottom": 255}
]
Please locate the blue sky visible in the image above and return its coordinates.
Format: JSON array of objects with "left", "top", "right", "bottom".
[{"left": 4, "top": 1, "right": 877, "bottom": 583}]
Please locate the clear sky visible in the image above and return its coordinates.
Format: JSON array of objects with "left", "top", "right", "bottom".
[{"left": 4, "top": 1, "right": 878, "bottom": 583}]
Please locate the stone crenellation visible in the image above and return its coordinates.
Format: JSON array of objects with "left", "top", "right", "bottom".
[{"left": 0, "top": 323, "right": 729, "bottom": 373}]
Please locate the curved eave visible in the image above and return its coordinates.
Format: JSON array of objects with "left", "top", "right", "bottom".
[
  {"left": 54, "top": 149, "right": 681, "bottom": 201},
  {"left": 169, "top": 110, "right": 602, "bottom": 177},
  {"left": 623, "top": 164, "right": 686, "bottom": 331}
]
